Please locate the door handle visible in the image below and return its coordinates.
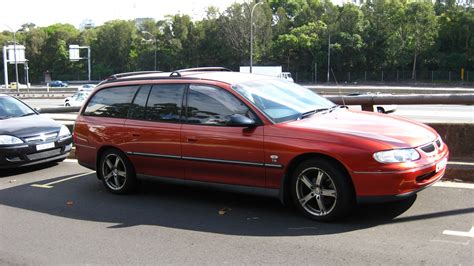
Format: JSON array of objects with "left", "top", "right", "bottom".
[
  {"left": 187, "top": 137, "right": 198, "bottom": 143},
  {"left": 132, "top": 134, "right": 140, "bottom": 137}
]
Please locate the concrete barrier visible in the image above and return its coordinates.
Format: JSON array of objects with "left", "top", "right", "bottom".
[
  {"left": 427, "top": 123, "right": 473, "bottom": 162},
  {"left": 426, "top": 123, "right": 474, "bottom": 182}
]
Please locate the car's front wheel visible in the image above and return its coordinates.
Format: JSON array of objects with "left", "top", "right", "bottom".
[
  {"left": 98, "top": 149, "right": 137, "bottom": 194},
  {"left": 290, "top": 158, "right": 354, "bottom": 221}
]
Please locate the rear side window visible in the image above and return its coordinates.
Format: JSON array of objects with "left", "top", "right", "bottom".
[
  {"left": 145, "top": 84, "right": 185, "bottom": 122},
  {"left": 84, "top": 86, "right": 138, "bottom": 118},
  {"left": 129, "top": 85, "right": 152, "bottom": 120}
]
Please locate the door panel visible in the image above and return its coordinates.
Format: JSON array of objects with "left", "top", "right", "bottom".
[
  {"left": 181, "top": 125, "right": 264, "bottom": 187},
  {"left": 122, "top": 120, "right": 183, "bottom": 179},
  {"left": 182, "top": 84, "right": 265, "bottom": 187},
  {"left": 121, "top": 84, "right": 185, "bottom": 179}
]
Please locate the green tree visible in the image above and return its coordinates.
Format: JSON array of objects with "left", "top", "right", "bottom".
[
  {"left": 405, "top": 2, "right": 439, "bottom": 79},
  {"left": 92, "top": 20, "right": 138, "bottom": 77}
]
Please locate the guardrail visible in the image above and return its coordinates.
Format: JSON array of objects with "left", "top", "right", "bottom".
[
  {"left": 326, "top": 93, "right": 474, "bottom": 111},
  {"left": 38, "top": 106, "right": 81, "bottom": 113}
]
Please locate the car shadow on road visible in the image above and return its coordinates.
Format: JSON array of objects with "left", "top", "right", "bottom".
[
  {"left": 0, "top": 173, "right": 472, "bottom": 237},
  {"left": 0, "top": 162, "right": 59, "bottom": 178}
]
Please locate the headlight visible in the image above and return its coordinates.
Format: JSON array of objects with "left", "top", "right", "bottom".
[
  {"left": 373, "top": 148, "right": 420, "bottom": 163},
  {"left": 58, "top": 125, "right": 71, "bottom": 138},
  {"left": 0, "top": 135, "right": 24, "bottom": 145}
]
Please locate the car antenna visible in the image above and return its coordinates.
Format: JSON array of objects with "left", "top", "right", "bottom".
[{"left": 331, "top": 67, "right": 346, "bottom": 107}]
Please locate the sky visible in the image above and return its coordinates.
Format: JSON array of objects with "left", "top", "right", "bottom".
[{"left": 0, "top": 0, "right": 244, "bottom": 31}]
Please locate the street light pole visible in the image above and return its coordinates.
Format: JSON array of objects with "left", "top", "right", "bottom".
[
  {"left": 327, "top": 34, "right": 331, "bottom": 83},
  {"left": 142, "top": 31, "right": 157, "bottom": 71},
  {"left": 5, "top": 25, "right": 21, "bottom": 94},
  {"left": 12, "top": 30, "right": 19, "bottom": 94},
  {"left": 249, "top": 1, "right": 263, "bottom": 74},
  {"left": 87, "top": 47, "right": 91, "bottom": 81}
]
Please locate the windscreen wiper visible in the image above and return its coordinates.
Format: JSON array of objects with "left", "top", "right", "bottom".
[
  {"left": 299, "top": 105, "right": 347, "bottom": 119},
  {"left": 20, "top": 112, "right": 36, "bottom": 117},
  {"left": 328, "top": 105, "right": 348, "bottom": 113},
  {"left": 299, "top": 108, "right": 329, "bottom": 119}
]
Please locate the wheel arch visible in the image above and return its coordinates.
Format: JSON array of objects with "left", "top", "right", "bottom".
[
  {"left": 96, "top": 145, "right": 131, "bottom": 179},
  {"left": 279, "top": 152, "right": 355, "bottom": 205}
]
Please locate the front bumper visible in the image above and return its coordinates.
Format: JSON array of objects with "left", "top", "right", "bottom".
[
  {"left": 0, "top": 136, "right": 73, "bottom": 169},
  {"left": 353, "top": 153, "right": 449, "bottom": 202}
]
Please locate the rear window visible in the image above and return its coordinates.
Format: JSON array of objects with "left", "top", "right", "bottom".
[{"left": 83, "top": 86, "right": 139, "bottom": 118}]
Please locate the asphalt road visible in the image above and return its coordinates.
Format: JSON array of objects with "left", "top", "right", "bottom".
[
  {"left": 23, "top": 98, "right": 474, "bottom": 123},
  {"left": 0, "top": 161, "right": 473, "bottom": 264}
]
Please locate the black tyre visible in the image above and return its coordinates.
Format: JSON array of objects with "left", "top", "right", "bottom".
[
  {"left": 377, "top": 107, "right": 385, "bottom": 113},
  {"left": 290, "top": 158, "right": 355, "bottom": 221},
  {"left": 98, "top": 149, "right": 137, "bottom": 194}
]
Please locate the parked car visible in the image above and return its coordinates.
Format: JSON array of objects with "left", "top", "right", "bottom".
[
  {"left": 64, "top": 91, "right": 90, "bottom": 107},
  {"left": 9, "top": 82, "right": 28, "bottom": 89},
  {"left": 74, "top": 68, "right": 448, "bottom": 221},
  {"left": 78, "top": 84, "right": 96, "bottom": 92},
  {"left": 49, "top": 80, "right": 68, "bottom": 87},
  {"left": 0, "top": 94, "right": 73, "bottom": 168}
]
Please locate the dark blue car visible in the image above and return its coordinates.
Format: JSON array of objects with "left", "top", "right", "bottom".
[{"left": 49, "top": 80, "right": 68, "bottom": 87}]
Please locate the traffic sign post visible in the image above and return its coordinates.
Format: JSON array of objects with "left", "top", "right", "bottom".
[
  {"left": 3, "top": 44, "right": 27, "bottom": 89},
  {"left": 69, "top": 45, "right": 91, "bottom": 81}
]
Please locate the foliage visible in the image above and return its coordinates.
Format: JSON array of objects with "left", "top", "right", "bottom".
[{"left": 0, "top": 0, "right": 473, "bottom": 83}]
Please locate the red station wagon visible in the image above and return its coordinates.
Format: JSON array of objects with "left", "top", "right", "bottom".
[{"left": 74, "top": 68, "right": 449, "bottom": 221}]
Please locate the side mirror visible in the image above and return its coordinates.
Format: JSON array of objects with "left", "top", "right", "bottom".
[{"left": 226, "top": 114, "right": 257, "bottom": 127}]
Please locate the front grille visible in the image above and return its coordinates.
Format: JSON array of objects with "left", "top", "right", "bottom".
[
  {"left": 420, "top": 143, "right": 436, "bottom": 153},
  {"left": 24, "top": 132, "right": 58, "bottom": 144},
  {"left": 27, "top": 148, "right": 61, "bottom": 161}
]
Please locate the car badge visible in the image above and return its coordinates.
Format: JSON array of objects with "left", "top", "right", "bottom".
[{"left": 270, "top": 155, "right": 279, "bottom": 163}]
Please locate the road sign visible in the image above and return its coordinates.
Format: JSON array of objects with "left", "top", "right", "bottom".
[
  {"left": 69, "top": 45, "right": 81, "bottom": 61},
  {"left": 6, "top": 45, "right": 26, "bottom": 63}
]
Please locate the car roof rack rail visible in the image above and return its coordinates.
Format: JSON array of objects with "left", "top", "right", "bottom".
[
  {"left": 174, "top": 67, "right": 232, "bottom": 73},
  {"left": 108, "top": 71, "right": 164, "bottom": 80},
  {"left": 169, "top": 71, "right": 181, "bottom": 77}
]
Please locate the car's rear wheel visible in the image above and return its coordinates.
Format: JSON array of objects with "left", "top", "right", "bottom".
[
  {"left": 98, "top": 149, "right": 137, "bottom": 194},
  {"left": 290, "top": 158, "right": 354, "bottom": 221},
  {"left": 377, "top": 107, "right": 385, "bottom": 113}
]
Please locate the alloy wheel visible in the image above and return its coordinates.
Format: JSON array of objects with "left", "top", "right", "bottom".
[
  {"left": 295, "top": 167, "right": 338, "bottom": 216},
  {"left": 102, "top": 153, "right": 128, "bottom": 191}
]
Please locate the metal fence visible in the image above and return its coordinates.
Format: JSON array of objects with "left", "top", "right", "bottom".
[
  {"left": 4, "top": 69, "right": 473, "bottom": 85},
  {"left": 295, "top": 70, "right": 473, "bottom": 84}
]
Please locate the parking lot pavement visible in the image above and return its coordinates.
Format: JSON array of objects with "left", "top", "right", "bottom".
[{"left": 0, "top": 161, "right": 473, "bottom": 264}]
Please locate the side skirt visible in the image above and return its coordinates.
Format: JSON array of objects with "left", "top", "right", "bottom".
[{"left": 137, "top": 173, "right": 280, "bottom": 200}]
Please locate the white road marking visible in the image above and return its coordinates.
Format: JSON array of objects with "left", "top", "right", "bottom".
[
  {"left": 288, "top": 227, "right": 319, "bottom": 230},
  {"left": 31, "top": 172, "right": 95, "bottom": 189},
  {"left": 433, "top": 182, "right": 474, "bottom": 189},
  {"left": 430, "top": 239, "right": 471, "bottom": 246},
  {"left": 443, "top": 227, "right": 474, "bottom": 238},
  {"left": 64, "top": 159, "right": 78, "bottom": 163},
  {"left": 448, "top": 161, "right": 474, "bottom": 166}
]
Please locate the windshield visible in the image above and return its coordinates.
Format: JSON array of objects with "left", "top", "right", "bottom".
[
  {"left": 232, "top": 79, "right": 335, "bottom": 123},
  {"left": 0, "top": 96, "right": 37, "bottom": 120}
]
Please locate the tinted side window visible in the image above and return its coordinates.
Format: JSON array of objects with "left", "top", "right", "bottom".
[
  {"left": 129, "top": 85, "right": 152, "bottom": 120},
  {"left": 146, "top": 84, "right": 185, "bottom": 122},
  {"left": 186, "top": 85, "right": 251, "bottom": 126},
  {"left": 84, "top": 86, "right": 138, "bottom": 118}
]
